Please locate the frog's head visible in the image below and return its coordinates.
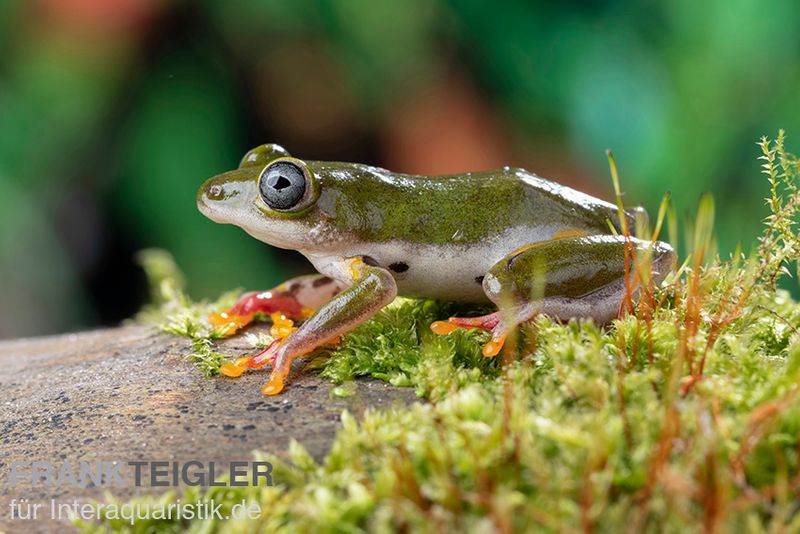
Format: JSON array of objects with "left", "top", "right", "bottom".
[{"left": 198, "top": 144, "right": 326, "bottom": 250}]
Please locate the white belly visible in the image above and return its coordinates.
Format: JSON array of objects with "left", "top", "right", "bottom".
[{"left": 303, "top": 225, "right": 559, "bottom": 304}]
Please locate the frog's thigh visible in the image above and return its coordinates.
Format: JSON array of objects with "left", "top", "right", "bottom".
[{"left": 484, "top": 235, "right": 635, "bottom": 325}]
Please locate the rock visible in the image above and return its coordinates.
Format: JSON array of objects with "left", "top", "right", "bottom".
[{"left": 0, "top": 325, "right": 417, "bottom": 532}]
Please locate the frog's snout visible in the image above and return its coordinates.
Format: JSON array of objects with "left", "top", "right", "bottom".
[
  {"left": 198, "top": 169, "right": 255, "bottom": 224},
  {"left": 197, "top": 178, "right": 227, "bottom": 223}
]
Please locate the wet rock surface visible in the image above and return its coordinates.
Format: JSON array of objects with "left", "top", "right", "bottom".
[{"left": 0, "top": 325, "right": 417, "bottom": 532}]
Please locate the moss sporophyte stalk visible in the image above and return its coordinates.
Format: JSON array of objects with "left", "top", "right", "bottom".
[{"left": 83, "top": 133, "right": 800, "bottom": 532}]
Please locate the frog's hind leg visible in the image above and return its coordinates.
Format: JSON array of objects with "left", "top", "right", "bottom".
[
  {"left": 431, "top": 306, "right": 539, "bottom": 357},
  {"left": 432, "top": 235, "right": 676, "bottom": 357},
  {"left": 209, "top": 274, "right": 348, "bottom": 336}
]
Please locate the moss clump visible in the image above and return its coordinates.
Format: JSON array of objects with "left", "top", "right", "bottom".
[
  {"left": 83, "top": 133, "right": 800, "bottom": 532},
  {"left": 134, "top": 249, "right": 241, "bottom": 376}
]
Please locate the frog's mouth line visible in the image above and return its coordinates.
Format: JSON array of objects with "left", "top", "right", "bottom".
[{"left": 197, "top": 194, "right": 226, "bottom": 224}]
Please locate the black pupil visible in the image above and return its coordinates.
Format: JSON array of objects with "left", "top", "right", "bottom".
[
  {"left": 271, "top": 176, "right": 292, "bottom": 190},
  {"left": 259, "top": 161, "right": 306, "bottom": 210}
]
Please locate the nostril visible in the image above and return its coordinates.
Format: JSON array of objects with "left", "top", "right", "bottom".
[{"left": 209, "top": 185, "right": 223, "bottom": 199}]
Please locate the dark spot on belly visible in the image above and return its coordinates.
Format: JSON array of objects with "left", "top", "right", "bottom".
[
  {"left": 389, "top": 261, "right": 409, "bottom": 273},
  {"left": 312, "top": 276, "right": 334, "bottom": 287},
  {"left": 361, "top": 255, "right": 379, "bottom": 267},
  {"left": 474, "top": 275, "right": 485, "bottom": 285},
  {"left": 288, "top": 282, "right": 302, "bottom": 294}
]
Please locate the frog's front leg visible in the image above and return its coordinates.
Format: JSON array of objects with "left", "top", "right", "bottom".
[
  {"left": 261, "top": 257, "right": 398, "bottom": 395},
  {"left": 432, "top": 235, "right": 676, "bottom": 356},
  {"left": 209, "top": 274, "right": 348, "bottom": 336}
]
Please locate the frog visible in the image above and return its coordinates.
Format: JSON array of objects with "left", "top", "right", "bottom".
[{"left": 197, "top": 143, "right": 676, "bottom": 395}]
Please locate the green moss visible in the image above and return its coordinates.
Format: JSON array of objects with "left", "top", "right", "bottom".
[
  {"left": 134, "top": 248, "right": 242, "bottom": 377},
  {"left": 83, "top": 133, "right": 800, "bottom": 532},
  {"left": 316, "top": 298, "right": 498, "bottom": 396}
]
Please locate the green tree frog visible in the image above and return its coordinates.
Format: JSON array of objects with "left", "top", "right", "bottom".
[{"left": 198, "top": 144, "right": 675, "bottom": 395}]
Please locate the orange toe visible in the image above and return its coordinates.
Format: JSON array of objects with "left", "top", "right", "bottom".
[
  {"left": 209, "top": 312, "right": 250, "bottom": 335},
  {"left": 220, "top": 364, "right": 244, "bottom": 378},
  {"left": 482, "top": 335, "right": 507, "bottom": 357},
  {"left": 262, "top": 373, "right": 285, "bottom": 396},
  {"left": 208, "top": 312, "right": 225, "bottom": 325},
  {"left": 219, "top": 357, "right": 254, "bottom": 377},
  {"left": 271, "top": 324, "right": 296, "bottom": 338},
  {"left": 269, "top": 312, "right": 297, "bottom": 338},
  {"left": 209, "top": 311, "right": 231, "bottom": 327},
  {"left": 431, "top": 320, "right": 459, "bottom": 335}
]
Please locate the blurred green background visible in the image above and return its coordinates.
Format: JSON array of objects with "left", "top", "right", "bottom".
[{"left": 1, "top": 0, "right": 798, "bottom": 338}]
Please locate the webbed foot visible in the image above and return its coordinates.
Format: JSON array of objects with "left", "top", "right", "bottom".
[{"left": 431, "top": 312, "right": 514, "bottom": 357}]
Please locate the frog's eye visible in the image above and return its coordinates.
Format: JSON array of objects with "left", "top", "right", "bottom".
[
  {"left": 259, "top": 159, "right": 310, "bottom": 211},
  {"left": 240, "top": 144, "right": 291, "bottom": 169}
]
